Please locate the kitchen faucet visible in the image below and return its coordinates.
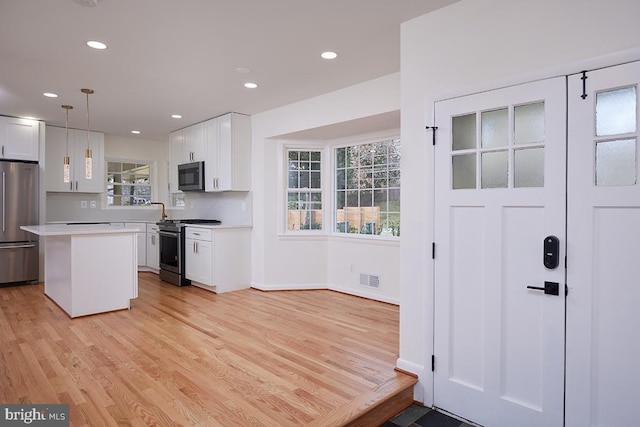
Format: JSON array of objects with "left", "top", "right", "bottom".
[{"left": 150, "top": 202, "right": 167, "bottom": 220}]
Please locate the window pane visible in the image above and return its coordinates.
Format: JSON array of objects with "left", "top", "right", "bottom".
[
  {"left": 482, "top": 108, "right": 508, "bottom": 148},
  {"left": 453, "top": 113, "right": 476, "bottom": 151},
  {"left": 452, "top": 154, "right": 476, "bottom": 189},
  {"left": 346, "top": 169, "right": 358, "bottom": 189},
  {"left": 310, "top": 171, "right": 321, "bottom": 188},
  {"left": 336, "top": 148, "right": 346, "bottom": 168},
  {"left": 336, "top": 170, "right": 345, "bottom": 190},
  {"left": 596, "top": 87, "right": 637, "bottom": 136},
  {"left": 515, "top": 102, "right": 545, "bottom": 144},
  {"left": 300, "top": 171, "right": 310, "bottom": 188},
  {"left": 515, "top": 147, "right": 544, "bottom": 187},
  {"left": 288, "top": 171, "right": 298, "bottom": 188},
  {"left": 481, "top": 150, "right": 508, "bottom": 188},
  {"left": 596, "top": 139, "right": 637, "bottom": 186}
]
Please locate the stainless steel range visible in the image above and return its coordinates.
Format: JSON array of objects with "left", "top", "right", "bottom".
[{"left": 156, "top": 219, "right": 221, "bottom": 286}]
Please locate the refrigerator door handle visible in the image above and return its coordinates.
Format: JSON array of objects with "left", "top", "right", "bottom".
[{"left": 0, "top": 244, "right": 36, "bottom": 250}]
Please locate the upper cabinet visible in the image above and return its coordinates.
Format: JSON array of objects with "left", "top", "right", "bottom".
[
  {"left": 45, "top": 126, "right": 105, "bottom": 193},
  {"left": 183, "top": 122, "right": 206, "bottom": 163},
  {"left": 0, "top": 116, "right": 40, "bottom": 161},
  {"left": 168, "top": 113, "right": 251, "bottom": 194},
  {"left": 204, "top": 113, "right": 251, "bottom": 192}
]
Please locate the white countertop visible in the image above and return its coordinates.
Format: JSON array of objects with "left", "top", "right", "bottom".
[
  {"left": 21, "top": 224, "right": 143, "bottom": 236},
  {"left": 183, "top": 224, "right": 252, "bottom": 230}
]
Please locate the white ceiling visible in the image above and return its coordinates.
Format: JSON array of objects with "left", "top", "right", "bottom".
[{"left": 0, "top": 0, "right": 459, "bottom": 141}]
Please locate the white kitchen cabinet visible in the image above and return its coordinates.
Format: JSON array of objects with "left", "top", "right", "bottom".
[
  {"left": 184, "top": 226, "right": 251, "bottom": 293},
  {"left": 45, "top": 126, "right": 104, "bottom": 193},
  {"left": 204, "top": 113, "right": 251, "bottom": 192},
  {"left": 185, "top": 227, "right": 212, "bottom": 285},
  {"left": 183, "top": 122, "right": 205, "bottom": 162},
  {"left": 125, "top": 222, "right": 146, "bottom": 267},
  {"left": 0, "top": 116, "right": 40, "bottom": 161},
  {"left": 146, "top": 222, "right": 159, "bottom": 271}
]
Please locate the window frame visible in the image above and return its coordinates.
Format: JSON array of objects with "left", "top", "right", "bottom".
[
  {"left": 331, "top": 133, "right": 401, "bottom": 240},
  {"left": 280, "top": 144, "right": 329, "bottom": 235},
  {"left": 103, "top": 158, "right": 158, "bottom": 209}
]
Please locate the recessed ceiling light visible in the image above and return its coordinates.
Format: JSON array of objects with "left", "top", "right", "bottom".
[
  {"left": 244, "top": 82, "right": 258, "bottom": 89},
  {"left": 171, "top": 114, "right": 182, "bottom": 119},
  {"left": 43, "top": 92, "right": 58, "bottom": 98},
  {"left": 131, "top": 130, "right": 141, "bottom": 135},
  {"left": 236, "top": 67, "right": 251, "bottom": 74},
  {"left": 87, "top": 40, "right": 107, "bottom": 50},
  {"left": 321, "top": 51, "right": 338, "bottom": 60}
]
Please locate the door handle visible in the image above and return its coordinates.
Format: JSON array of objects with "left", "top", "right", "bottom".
[{"left": 527, "top": 281, "right": 560, "bottom": 296}]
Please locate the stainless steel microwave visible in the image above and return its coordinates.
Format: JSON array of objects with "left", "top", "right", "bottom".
[{"left": 178, "top": 161, "right": 205, "bottom": 191}]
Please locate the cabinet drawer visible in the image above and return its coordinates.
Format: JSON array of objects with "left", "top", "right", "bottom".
[
  {"left": 146, "top": 223, "right": 159, "bottom": 233},
  {"left": 185, "top": 227, "right": 212, "bottom": 241}
]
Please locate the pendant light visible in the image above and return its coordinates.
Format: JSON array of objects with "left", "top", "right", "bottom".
[
  {"left": 61, "top": 105, "right": 73, "bottom": 183},
  {"left": 81, "top": 88, "right": 94, "bottom": 179}
]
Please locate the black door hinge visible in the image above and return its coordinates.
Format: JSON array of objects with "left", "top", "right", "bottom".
[
  {"left": 580, "top": 71, "right": 588, "bottom": 99},
  {"left": 565, "top": 284, "right": 569, "bottom": 297},
  {"left": 432, "top": 355, "right": 435, "bottom": 372},
  {"left": 432, "top": 242, "right": 436, "bottom": 260},
  {"left": 426, "top": 125, "right": 438, "bottom": 145}
]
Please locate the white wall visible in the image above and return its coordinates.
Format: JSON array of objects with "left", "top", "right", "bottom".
[
  {"left": 400, "top": 0, "right": 640, "bottom": 404},
  {"left": 251, "top": 74, "right": 401, "bottom": 301}
]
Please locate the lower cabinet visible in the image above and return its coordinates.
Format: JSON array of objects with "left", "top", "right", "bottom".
[
  {"left": 185, "top": 226, "right": 251, "bottom": 293},
  {"left": 146, "top": 223, "right": 159, "bottom": 271},
  {"left": 125, "top": 222, "right": 147, "bottom": 267}
]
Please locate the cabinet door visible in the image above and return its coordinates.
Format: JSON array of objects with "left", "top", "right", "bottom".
[
  {"left": 204, "top": 118, "right": 221, "bottom": 191},
  {"left": 169, "top": 130, "right": 183, "bottom": 193},
  {"left": 183, "top": 122, "right": 205, "bottom": 162},
  {"left": 185, "top": 237, "right": 212, "bottom": 285},
  {"left": 146, "top": 232, "right": 159, "bottom": 269},
  {"left": 45, "top": 126, "right": 75, "bottom": 192},
  {"left": 74, "top": 130, "right": 104, "bottom": 193},
  {"left": 0, "top": 117, "right": 39, "bottom": 161}
]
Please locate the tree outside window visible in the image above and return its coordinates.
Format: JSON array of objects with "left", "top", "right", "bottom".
[{"left": 335, "top": 139, "right": 400, "bottom": 236}]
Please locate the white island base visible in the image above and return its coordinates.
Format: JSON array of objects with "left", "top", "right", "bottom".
[{"left": 21, "top": 225, "right": 138, "bottom": 318}]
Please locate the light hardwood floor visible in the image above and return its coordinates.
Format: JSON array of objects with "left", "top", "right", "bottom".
[{"left": 0, "top": 273, "right": 414, "bottom": 426}]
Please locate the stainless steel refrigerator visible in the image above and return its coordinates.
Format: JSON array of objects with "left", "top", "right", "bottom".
[{"left": 0, "top": 160, "right": 39, "bottom": 285}]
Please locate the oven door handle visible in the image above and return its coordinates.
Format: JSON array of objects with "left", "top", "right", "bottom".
[{"left": 159, "top": 231, "right": 179, "bottom": 237}]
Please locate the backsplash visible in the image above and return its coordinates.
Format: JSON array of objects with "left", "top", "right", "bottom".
[{"left": 46, "top": 191, "right": 252, "bottom": 225}]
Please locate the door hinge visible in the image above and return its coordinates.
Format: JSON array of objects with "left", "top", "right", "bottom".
[
  {"left": 580, "top": 71, "right": 588, "bottom": 99},
  {"left": 425, "top": 125, "right": 438, "bottom": 145},
  {"left": 432, "top": 242, "right": 436, "bottom": 260},
  {"left": 432, "top": 354, "right": 435, "bottom": 372},
  {"left": 565, "top": 284, "right": 569, "bottom": 297}
]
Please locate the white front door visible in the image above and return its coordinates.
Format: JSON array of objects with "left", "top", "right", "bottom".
[
  {"left": 433, "top": 77, "right": 566, "bottom": 427},
  {"left": 565, "top": 61, "right": 640, "bottom": 427}
]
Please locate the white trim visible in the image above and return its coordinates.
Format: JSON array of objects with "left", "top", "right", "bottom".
[
  {"left": 328, "top": 283, "right": 399, "bottom": 305},
  {"left": 430, "top": 48, "right": 640, "bottom": 106},
  {"left": 251, "top": 282, "right": 326, "bottom": 291},
  {"left": 396, "top": 358, "right": 427, "bottom": 404},
  {"left": 250, "top": 282, "right": 399, "bottom": 305}
]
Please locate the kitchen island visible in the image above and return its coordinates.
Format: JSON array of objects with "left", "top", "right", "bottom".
[{"left": 21, "top": 224, "right": 139, "bottom": 318}]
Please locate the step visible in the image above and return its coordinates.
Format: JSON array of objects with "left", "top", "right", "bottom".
[{"left": 309, "top": 368, "right": 418, "bottom": 427}]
